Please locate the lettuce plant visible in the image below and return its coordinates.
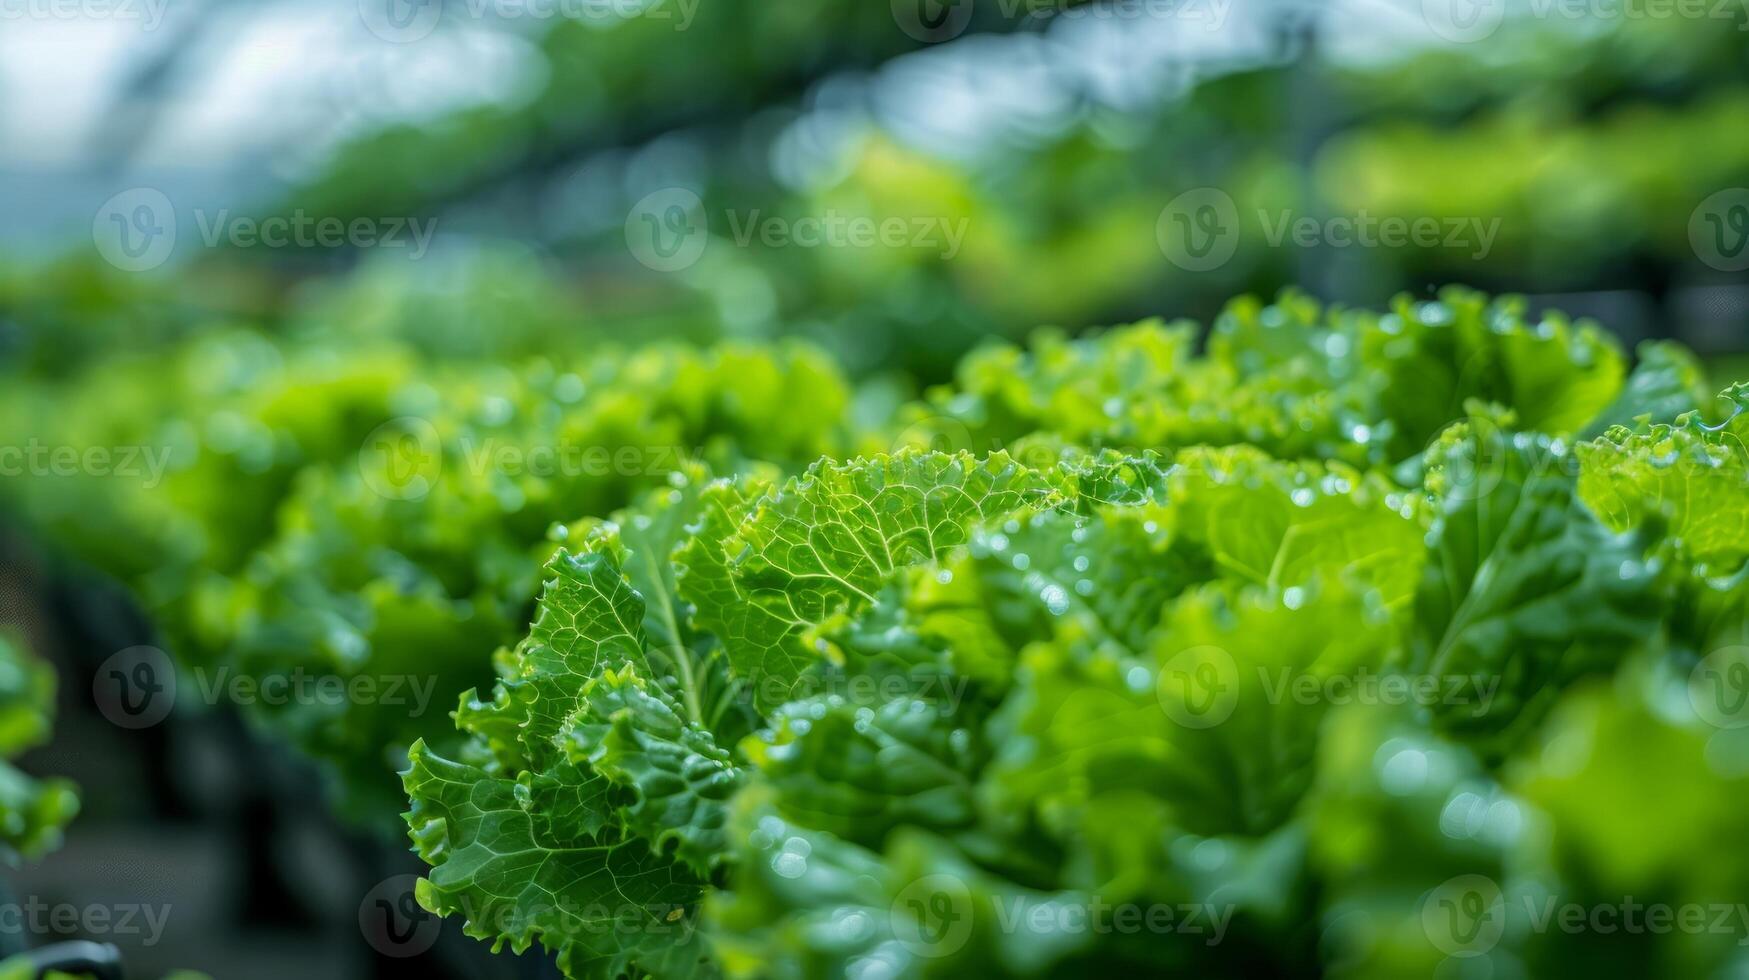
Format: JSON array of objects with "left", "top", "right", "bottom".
[
  {"left": 0, "top": 328, "right": 420, "bottom": 659},
  {"left": 406, "top": 289, "right": 1749, "bottom": 977},
  {"left": 196, "top": 341, "right": 853, "bottom": 824},
  {"left": 0, "top": 632, "right": 78, "bottom": 862},
  {"left": 1, "top": 327, "right": 854, "bottom": 829}
]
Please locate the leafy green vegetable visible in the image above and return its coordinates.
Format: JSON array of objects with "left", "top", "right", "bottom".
[
  {"left": 220, "top": 342, "right": 853, "bottom": 824},
  {"left": 0, "top": 330, "right": 416, "bottom": 656},
  {"left": 1581, "top": 341, "right": 1713, "bottom": 438},
  {"left": 679, "top": 450, "right": 1060, "bottom": 711},
  {"left": 1578, "top": 383, "right": 1749, "bottom": 577},
  {"left": 897, "top": 287, "right": 1634, "bottom": 468},
  {"left": 401, "top": 290, "right": 1749, "bottom": 979},
  {"left": 1411, "top": 414, "right": 1665, "bottom": 751},
  {"left": 10, "top": 280, "right": 1748, "bottom": 977},
  {"left": 0, "top": 633, "right": 78, "bottom": 862},
  {"left": 406, "top": 442, "right": 1424, "bottom": 975},
  {"left": 406, "top": 450, "right": 1061, "bottom": 977},
  {"left": 0, "top": 321, "right": 854, "bottom": 829}
]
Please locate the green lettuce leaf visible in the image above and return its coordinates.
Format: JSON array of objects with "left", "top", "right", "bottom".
[
  {"left": 1359, "top": 290, "right": 1626, "bottom": 459},
  {"left": 1581, "top": 340, "right": 1713, "bottom": 437},
  {"left": 214, "top": 343, "right": 848, "bottom": 825},
  {"left": 404, "top": 742, "right": 714, "bottom": 979},
  {"left": 678, "top": 450, "right": 1061, "bottom": 711},
  {"left": 566, "top": 665, "right": 744, "bottom": 876},
  {"left": 0, "top": 633, "right": 78, "bottom": 862},
  {"left": 896, "top": 288, "right": 1631, "bottom": 470},
  {"left": 1578, "top": 383, "right": 1749, "bottom": 576},
  {"left": 1411, "top": 416, "right": 1665, "bottom": 751}
]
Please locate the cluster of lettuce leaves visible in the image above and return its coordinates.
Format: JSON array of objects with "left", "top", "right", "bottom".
[
  {"left": 0, "top": 633, "right": 78, "bottom": 862},
  {"left": 7, "top": 284, "right": 1745, "bottom": 975},
  {"left": 0, "top": 323, "right": 852, "bottom": 827},
  {"left": 404, "top": 288, "right": 1749, "bottom": 978}
]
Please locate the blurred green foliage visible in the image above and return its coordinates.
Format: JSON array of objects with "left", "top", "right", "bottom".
[{"left": 0, "top": 634, "right": 78, "bottom": 863}]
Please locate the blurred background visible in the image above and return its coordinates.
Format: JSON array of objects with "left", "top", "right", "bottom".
[{"left": 0, "top": 0, "right": 1747, "bottom": 976}]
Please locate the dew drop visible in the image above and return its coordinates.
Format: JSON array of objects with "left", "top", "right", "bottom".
[
  {"left": 1190, "top": 838, "right": 1229, "bottom": 870},
  {"left": 554, "top": 374, "right": 585, "bottom": 403},
  {"left": 1125, "top": 665, "right": 1153, "bottom": 693},
  {"left": 772, "top": 851, "right": 807, "bottom": 879},
  {"left": 1040, "top": 584, "right": 1070, "bottom": 615},
  {"left": 1378, "top": 747, "right": 1428, "bottom": 795},
  {"left": 1439, "top": 791, "right": 1485, "bottom": 839}
]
